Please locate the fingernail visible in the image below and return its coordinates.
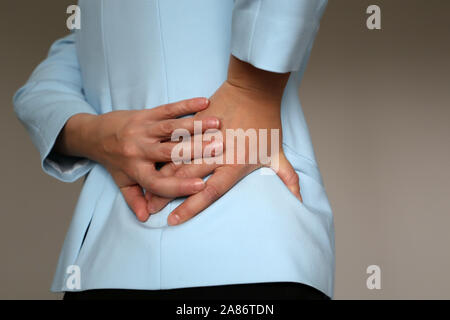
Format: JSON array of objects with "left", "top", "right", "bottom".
[
  {"left": 168, "top": 213, "right": 180, "bottom": 226},
  {"left": 205, "top": 118, "right": 219, "bottom": 128},
  {"left": 193, "top": 179, "right": 205, "bottom": 191},
  {"left": 191, "top": 98, "right": 209, "bottom": 109},
  {"left": 198, "top": 98, "right": 209, "bottom": 107}
]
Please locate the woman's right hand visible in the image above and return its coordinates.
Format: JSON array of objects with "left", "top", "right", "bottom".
[{"left": 55, "top": 97, "right": 221, "bottom": 222}]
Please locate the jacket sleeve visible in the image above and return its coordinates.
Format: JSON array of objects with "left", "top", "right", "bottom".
[
  {"left": 231, "top": 0, "right": 328, "bottom": 73},
  {"left": 13, "top": 33, "right": 98, "bottom": 183}
]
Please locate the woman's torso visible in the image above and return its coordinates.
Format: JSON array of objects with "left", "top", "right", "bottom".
[{"left": 52, "top": 0, "right": 335, "bottom": 297}]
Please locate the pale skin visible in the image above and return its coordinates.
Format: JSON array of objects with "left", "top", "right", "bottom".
[
  {"left": 54, "top": 98, "right": 222, "bottom": 222},
  {"left": 54, "top": 55, "right": 302, "bottom": 225},
  {"left": 149, "top": 55, "right": 302, "bottom": 225}
]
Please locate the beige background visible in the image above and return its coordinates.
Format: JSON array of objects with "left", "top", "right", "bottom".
[{"left": 1, "top": 0, "right": 449, "bottom": 299}]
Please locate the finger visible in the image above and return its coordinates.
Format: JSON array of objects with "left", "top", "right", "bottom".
[
  {"left": 149, "top": 117, "right": 220, "bottom": 139},
  {"left": 147, "top": 194, "right": 172, "bottom": 214},
  {"left": 143, "top": 174, "right": 206, "bottom": 198},
  {"left": 147, "top": 161, "right": 220, "bottom": 214},
  {"left": 145, "top": 163, "right": 179, "bottom": 214},
  {"left": 274, "top": 153, "right": 303, "bottom": 202},
  {"left": 145, "top": 191, "right": 172, "bottom": 214},
  {"left": 147, "top": 139, "right": 223, "bottom": 163},
  {"left": 120, "top": 185, "right": 150, "bottom": 222},
  {"left": 173, "top": 161, "right": 220, "bottom": 179},
  {"left": 148, "top": 97, "right": 209, "bottom": 120},
  {"left": 167, "top": 166, "right": 247, "bottom": 226},
  {"left": 159, "top": 161, "right": 181, "bottom": 176}
]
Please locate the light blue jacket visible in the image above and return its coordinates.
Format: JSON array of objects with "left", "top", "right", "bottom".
[{"left": 14, "top": 0, "right": 334, "bottom": 297}]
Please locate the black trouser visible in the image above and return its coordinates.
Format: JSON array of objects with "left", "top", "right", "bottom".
[{"left": 63, "top": 282, "right": 330, "bottom": 300}]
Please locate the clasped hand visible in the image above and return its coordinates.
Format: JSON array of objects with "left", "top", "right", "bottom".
[
  {"left": 63, "top": 56, "right": 303, "bottom": 225},
  {"left": 147, "top": 78, "right": 303, "bottom": 226}
]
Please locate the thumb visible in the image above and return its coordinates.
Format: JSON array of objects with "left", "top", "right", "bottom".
[
  {"left": 120, "top": 185, "right": 150, "bottom": 222},
  {"left": 274, "top": 152, "right": 303, "bottom": 202}
]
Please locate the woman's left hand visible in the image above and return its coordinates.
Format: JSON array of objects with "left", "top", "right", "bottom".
[{"left": 147, "top": 73, "right": 302, "bottom": 226}]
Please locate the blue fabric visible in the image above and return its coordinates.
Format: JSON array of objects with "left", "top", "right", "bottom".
[{"left": 13, "top": 0, "right": 334, "bottom": 297}]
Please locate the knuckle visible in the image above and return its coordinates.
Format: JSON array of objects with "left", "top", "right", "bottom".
[
  {"left": 161, "top": 145, "right": 173, "bottom": 160},
  {"left": 120, "top": 142, "right": 138, "bottom": 158},
  {"left": 285, "top": 170, "right": 299, "bottom": 186},
  {"left": 175, "top": 168, "right": 189, "bottom": 178},
  {"left": 186, "top": 119, "right": 196, "bottom": 132},
  {"left": 129, "top": 112, "right": 143, "bottom": 123},
  {"left": 203, "top": 184, "right": 221, "bottom": 202},
  {"left": 168, "top": 162, "right": 179, "bottom": 172},
  {"left": 145, "top": 178, "right": 157, "bottom": 192},
  {"left": 121, "top": 125, "right": 138, "bottom": 138},
  {"left": 178, "top": 101, "right": 190, "bottom": 113},
  {"left": 164, "top": 105, "right": 178, "bottom": 119},
  {"left": 162, "top": 162, "right": 178, "bottom": 175},
  {"left": 159, "top": 121, "right": 174, "bottom": 135}
]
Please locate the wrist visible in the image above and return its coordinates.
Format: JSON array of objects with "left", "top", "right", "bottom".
[
  {"left": 226, "top": 55, "right": 290, "bottom": 101},
  {"left": 56, "top": 113, "right": 102, "bottom": 162}
]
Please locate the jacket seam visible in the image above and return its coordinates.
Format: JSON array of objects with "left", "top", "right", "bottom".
[
  {"left": 157, "top": 0, "right": 170, "bottom": 104},
  {"left": 156, "top": 0, "right": 169, "bottom": 289},
  {"left": 101, "top": 0, "right": 113, "bottom": 109},
  {"left": 247, "top": 0, "right": 262, "bottom": 62}
]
